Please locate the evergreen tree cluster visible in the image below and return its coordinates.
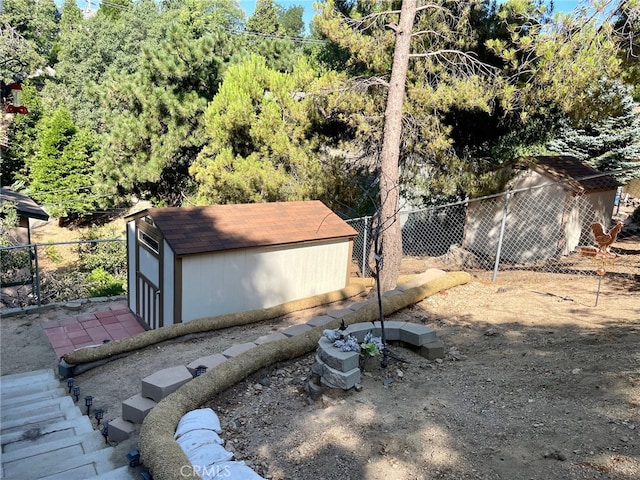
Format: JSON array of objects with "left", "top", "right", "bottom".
[{"left": 0, "top": 0, "right": 638, "bottom": 223}]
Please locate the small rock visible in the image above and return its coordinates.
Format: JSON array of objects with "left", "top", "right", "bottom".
[
  {"left": 544, "top": 450, "right": 566, "bottom": 461},
  {"left": 620, "top": 436, "right": 630, "bottom": 443},
  {"left": 259, "top": 377, "right": 271, "bottom": 387},
  {"left": 383, "top": 378, "right": 393, "bottom": 387},
  {"left": 435, "top": 358, "right": 444, "bottom": 364},
  {"left": 484, "top": 328, "right": 497, "bottom": 336},
  {"left": 354, "top": 383, "right": 363, "bottom": 392},
  {"left": 571, "top": 368, "right": 582, "bottom": 375},
  {"left": 64, "top": 302, "right": 82, "bottom": 311},
  {"left": 254, "top": 383, "right": 263, "bottom": 391},
  {"left": 395, "top": 369, "right": 404, "bottom": 378}
]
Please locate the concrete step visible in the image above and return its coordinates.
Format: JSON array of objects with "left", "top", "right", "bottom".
[
  {"left": 92, "top": 465, "right": 140, "bottom": 480},
  {"left": 121, "top": 393, "right": 156, "bottom": 424},
  {"left": 106, "top": 417, "right": 135, "bottom": 443},
  {"left": 1, "top": 430, "right": 105, "bottom": 464},
  {"left": 0, "top": 387, "right": 67, "bottom": 408},
  {"left": 141, "top": 365, "right": 192, "bottom": 402},
  {"left": 0, "top": 405, "right": 82, "bottom": 432},
  {"left": 1, "top": 415, "right": 94, "bottom": 450},
  {"left": 1, "top": 394, "right": 75, "bottom": 421},
  {"left": 3, "top": 446, "right": 118, "bottom": 480},
  {"left": 1, "top": 377, "right": 61, "bottom": 400},
  {"left": 0, "top": 369, "right": 56, "bottom": 386}
]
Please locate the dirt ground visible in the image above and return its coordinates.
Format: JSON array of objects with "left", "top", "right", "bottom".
[{"left": 1, "top": 267, "right": 639, "bottom": 480}]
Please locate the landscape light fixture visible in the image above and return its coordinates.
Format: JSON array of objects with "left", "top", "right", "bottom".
[
  {"left": 84, "top": 395, "right": 93, "bottom": 415},
  {"left": 126, "top": 449, "right": 141, "bottom": 467},
  {"left": 94, "top": 408, "right": 104, "bottom": 425},
  {"left": 101, "top": 423, "right": 109, "bottom": 444},
  {"left": 195, "top": 365, "right": 207, "bottom": 377},
  {"left": 72, "top": 385, "right": 80, "bottom": 402},
  {"left": 66, "top": 378, "right": 75, "bottom": 393}
]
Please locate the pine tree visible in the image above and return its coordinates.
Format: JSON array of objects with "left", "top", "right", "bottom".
[
  {"left": 28, "top": 107, "right": 97, "bottom": 219},
  {"left": 93, "top": 27, "right": 232, "bottom": 206},
  {"left": 548, "top": 90, "right": 640, "bottom": 182}
]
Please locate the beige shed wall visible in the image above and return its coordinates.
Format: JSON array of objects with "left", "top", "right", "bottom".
[{"left": 179, "top": 240, "right": 351, "bottom": 323}]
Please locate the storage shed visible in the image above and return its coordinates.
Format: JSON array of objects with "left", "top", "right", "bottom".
[
  {"left": 1, "top": 187, "right": 49, "bottom": 245},
  {"left": 462, "top": 156, "right": 622, "bottom": 263},
  {"left": 125, "top": 201, "right": 357, "bottom": 329}
]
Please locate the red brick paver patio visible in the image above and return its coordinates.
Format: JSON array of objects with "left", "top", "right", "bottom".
[{"left": 41, "top": 305, "right": 146, "bottom": 358}]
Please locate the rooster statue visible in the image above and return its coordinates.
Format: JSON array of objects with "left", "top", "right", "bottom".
[{"left": 590, "top": 221, "right": 623, "bottom": 253}]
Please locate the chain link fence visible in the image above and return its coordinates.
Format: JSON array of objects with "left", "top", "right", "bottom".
[
  {"left": 2, "top": 167, "right": 638, "bottom": 308},
  {"left": 347, "top": 168, "right": 640, "bottom": 284},
  {"left": 1, "top": 238, "right": 126, "bottom": 308}
]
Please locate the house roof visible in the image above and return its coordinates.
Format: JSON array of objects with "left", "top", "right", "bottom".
[
  {"left": 126, "top": 201, "right": 358, "bottom": 256},
  {"left": 0, "top": 187, "right": 49, "bottom": 221},
  {"left": 527, "top": 156, "right": 622, "bottom": 193}
]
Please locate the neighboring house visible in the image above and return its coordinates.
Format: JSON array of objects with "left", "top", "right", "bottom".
[
  {"left": 1, "top": 187, "right": 49, "bottom": 245},
  {"left": 462, "top": 156, "right": 622, "bottom": 263},
  {"left": 125, "top": 201, "right": 357, "bottom": 329}
]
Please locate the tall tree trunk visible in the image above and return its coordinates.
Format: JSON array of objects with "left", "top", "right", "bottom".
[{"left": 377, "top": 0, "right": 417, "bottom": 292}]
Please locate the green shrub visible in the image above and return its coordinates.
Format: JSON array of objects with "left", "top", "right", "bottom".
[
  {"left": 79, "top": 226, "right": 126, "bottom": 275},
  {"left": 86, "top": 268, "right": 126, "bottom": 297},
  {"left": 44, "top": 244, "right": 63, "bottom": 264}
]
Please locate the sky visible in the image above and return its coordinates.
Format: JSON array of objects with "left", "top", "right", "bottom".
[{"left": 65, "top": 0, "right": 588, "bottom": 34}]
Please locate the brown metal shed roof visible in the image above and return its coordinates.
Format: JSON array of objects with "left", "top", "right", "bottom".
[
  {"left": 528, "top": 156, "right": 622, "bottom": 193},
  {"left": 126, "top": 201, "right": 357, "bottom": 256}
]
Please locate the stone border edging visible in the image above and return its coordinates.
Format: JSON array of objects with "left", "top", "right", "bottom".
[
  {"left": 61, "top": 285, "right": 368, "bottom": 367},
  {"left": 138, "top": 271, "right": 471, "bottom": 480},
  {"left": 1, "top": 295, "right": 128, "bottom": 318}
]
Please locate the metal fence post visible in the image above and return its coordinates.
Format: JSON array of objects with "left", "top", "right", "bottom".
[
  {"left": 362, "top": 217, "right": 368, "bottom": 277},
  {"left": 492, "top": 192, "right": 511, "bottom": 282},
  {"left": 33, "top": 243, "right": 42, "bottom": 306}
]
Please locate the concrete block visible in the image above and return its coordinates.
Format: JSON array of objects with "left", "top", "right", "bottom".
[
  {"left": 345, "top": 322, "right": 379, "bottom": 342},
  {"left": 306, "top": 315, "right": 334, "bottom": 327},
  {"left": 381, "top": 288, "right": 402, "bottom": 298},
  {"left": 420, "top": 339, "right": 446, "bottom": 360},
  {"left": 348, "top": 299, "right": 376, "bottom": 311},
  {"left": 326, "top": 308, "right": 353, "bottom": 319},
  {"left": 371, "top": 321, "right": 406, "bottom": 341},
  {"left": 281, "top": 324, "right": 312, "bottom": 337},
  {"left": 317, "top": 338, "right": 360, "bottom": 372},
  {"left": 107, "top": 416, "right": 135, "bottom": 443},
  {"left": 221, "top": 342, "right": 257, "bottom": 358},
  {"left": 253, "top": 332, "right": 288, "bottom": 345},
  {"left": 57, "top": 360, "right": 76, "bottom": 379},
  {"left": 186, "top": 353, "right": 227, "bottom": 375},
  {"left": 399, "top": 323, "right": 437, "bottom": 346},
  {"left": 122, "top": 393, "right": 156, "bottom": 424},
  {"left": 141, "top": 365, "right": 192, "bottom": 402},
  {"left": 319, "top": 362, "right": 360, "bottom": 390}
]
